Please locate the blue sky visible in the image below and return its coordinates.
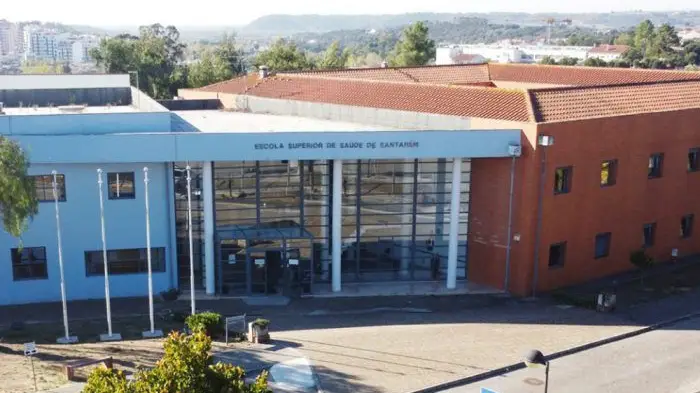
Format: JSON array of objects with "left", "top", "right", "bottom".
[{"left": 3, "top": 0, "right": 699, "bottom": 26}]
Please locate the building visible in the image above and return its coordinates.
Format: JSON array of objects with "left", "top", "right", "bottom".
[
  {"left": 72, "top": 37, "right": 99, "bottom": 64},
  {"left": 23, "top": 26, "right": 58, "bottom": 60},
  {"left": 436, "top": 43, "right": 628, "bottom": 65},
  {"left": 0, "top": 19, "right": 15, "bottom": 56},
  {"left": 587, "top": 44, "right": 630, "bottom": 62},
  {"left": 2, "top": 63, "right": 700, "bottom": 306}
]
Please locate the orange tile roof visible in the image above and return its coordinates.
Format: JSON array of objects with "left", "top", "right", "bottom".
[
  {"left": 489, "top": 63, "right": 700, "bottom": 86},
  {"left": 197, "top": 64, "right": 700, "bottom": 123},
  {"left": 211, "top": 74, "right": 531, "bottom": 122},
  {"left": 530, "top": 81, "right": 700, "bottom": 123}
]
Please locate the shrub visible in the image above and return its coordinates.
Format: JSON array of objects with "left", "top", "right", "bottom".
[
  {"left": 252, "top": 318, "right": 270, "bottom": 329},
  {"left": 159, "top": 288, "right": 180, "bottom": 302},
  {"left": 85, "top": 331, "right": 270, "bottom": 393},
  {"left": 186, "top": 312, "right": 223, "bottom": 337},
  {"left": 83, "top": 368, "right": 131, "bottom": 393}
]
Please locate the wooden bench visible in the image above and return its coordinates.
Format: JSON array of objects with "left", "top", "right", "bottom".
[{"left": 65, "top": 357, "right": 114, "bottom": 381}]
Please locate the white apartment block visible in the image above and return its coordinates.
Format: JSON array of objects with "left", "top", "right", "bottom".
[
  {"left": 23, "top": 26, "right": 58, "bottom": 60},
  {"left": 71, "top": 38, "right": 99, "bottom": 63},
  {"left": 0, "top": 19, "right": 17, "bottom": 56},
  {"left": 437, "top": 43, "right": 628, "bottom": 65}
]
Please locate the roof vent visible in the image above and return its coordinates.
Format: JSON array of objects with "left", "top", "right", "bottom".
[
  {"left": 57, "top": 104, "right": 87, "bottom": 113},
  {"left": 259, "top": 65, "right": 269, "bottom": 79}
]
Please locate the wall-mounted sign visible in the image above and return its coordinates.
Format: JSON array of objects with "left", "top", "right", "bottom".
[
  {"left": 228, "top": 254, "right": 236, "bottom": 265},
  {"left": 288, "top": 259, "right": 299, "bottom": 266},
  {"left": 254, "top": 141, "right": 420, "bottom": 151},
  {"left": 254, "top": 259, "right": 265, "bottom": 267}
]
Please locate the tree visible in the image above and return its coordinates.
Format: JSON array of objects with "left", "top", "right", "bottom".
[
  {"left": 630, "top": 249, "right": 654, "bottom": 287},
  {"left": 253, "top": 39, "right": 314, "bottom": 72},
  {"left": 318, "top": 41, "right": 350, "bottom": 69},
  {"left": 388, "top": 21, "right": 436, "bottom": 67},
  {"left": 215, "top": 33, "right": 246, "bottom": 76},
  {"left": 347, "top": 52, "right": 384, "bottom": 68},
  {"left": 558, "top": 57, "right": 580, "bottom": 66},
  {"left": 538, "top": 56, "right": 558, "bottom": 65},
  {"left": 634, "top": 20, "right": 656, "bottom": 58},
  {"left": 187, "top": 35, "right": 246, "bottom": 88},
  {"left": 0, "top": 138, "right": 38, "bottom": 238},
  {"left": 683, "top": 39, "right": 700, "bottom": 66},
  {"left": 583, "top": 57, "right": 608, "bottom": 67},
  {"left": 652, "top": 23, "right": 681, "bottom": 59}
]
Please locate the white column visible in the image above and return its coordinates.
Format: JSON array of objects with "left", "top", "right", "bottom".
[
  {"left": 202, "top": 162, "right": 216, "bottom": 295},
  {"left": 447, "top": 158, "right": 462, "bottom": 290},
  {"left": 332, "top": 159, "right": 343, "bottom": 292},
  {"left": 320, "top": 161, "right": 330, "bottom": 280}
]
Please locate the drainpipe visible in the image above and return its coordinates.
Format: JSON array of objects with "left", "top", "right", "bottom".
[
  {"left": 504, "top": 145, "right": 520, "bottom": 292},
  {"left": 531, "top": 135, "right": 555, "bottom": 297}
]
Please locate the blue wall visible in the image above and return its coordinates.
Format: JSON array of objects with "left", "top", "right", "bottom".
[
  {"left": 0, "top": 112, "right": 171, "bottom": 136},
  {"left": 0, "top": 162, "right": 173, "bottom": 305}
]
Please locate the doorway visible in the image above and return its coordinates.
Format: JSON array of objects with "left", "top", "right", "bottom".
[{"left": 247, "top": 248, "right": 284, "bottom": 295}]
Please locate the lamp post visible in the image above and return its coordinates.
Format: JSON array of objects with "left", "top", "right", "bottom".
[
  {"left": 52, "top": 171, "right": 78, "bottom": 344},
  {"left": 142, "top": 167, "right": 163, "bottom": 338},
  {"left": 523, "top": 349, "right": 550, "bottom": 393},
  {"left": 96, "top": 169, "right": 121, "bottom": 342},
  {"left": 531, "top": 135, "right": 555, "bottom": 298}
]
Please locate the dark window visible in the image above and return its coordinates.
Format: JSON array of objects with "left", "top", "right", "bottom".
[
  {"left": 643, "top": 223, "right": 656, "bottom": 247},
  {"left": 11, "top": 247, "right": 48, "bottom": 280},
  {"left": 594, "top": 232, "right": 611, "bottom": 259},
  {"left": 601, "top": 160, "right": 617, "bottom": 187},
  {"left": 107, "top": 172, "right": 135, "bottom": 200},
  {"left": 681, "top": 214, "right": 694, "bottom": 238},
  {"left": 85, "top": 247, "right": 165, "bottom": 276},
  {"left": 648, "top": 153, "right": 664, "bottom": 179},
  {"left": 554, "top": 166, "right": 573, "bottom": 194},
  {"left": 548, "top": 242, "right": 566, "bottom": 267},
  {"left": 688, "top": 148, "right": 700, "bottom": 172},
  {"left": 31, "top": 174, "right": 66, "bottom": 202}
]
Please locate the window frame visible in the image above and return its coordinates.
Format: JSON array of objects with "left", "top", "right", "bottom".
[
  {"left": 594, "top": 232, "right": 612, "bottom": 259},
  {"left": 688, "top": 148, "right": 700, "bottom": 172},
  {"left": 681, "top": 214, "right": 694, "bottom": 239},
  {"left": 11, "top": 246, "right": 49, "bottom": 281},
  {"left": 107, "top": 171, "right": 136, "bottom": 200},
  {"left": 648, "top": 153, "right": 664, "bottom": 179},
  {"left": 643, "top": 223, "right": 657, "bottom": 248},
  {"left": 31, "top": 174, "right": 66, "bottom": 202},
  {"left": 553, "top": 166, "right": 573, "bottom": 195},
  {"left": 600, "top": 159, "right": 617, "bottom": 187},
  {"left": 84, "top": 247, "right": 166, "bottom": 276},
  {"left": 548, "top": 242, "right": 567, "bottom": 268}
]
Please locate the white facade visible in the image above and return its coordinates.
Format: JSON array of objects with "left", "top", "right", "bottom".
[
  {"left": 24, "top": 26, "right": 58, "bottom": 60},
  {"left": 0, "top": 20, "right": 14, "bottom": 56},
  {"left": 437, "top": 44, "right": 596, "bottom": 65},
  {"left": 71, "top": 38, "right": 98, "bottom": 63}
]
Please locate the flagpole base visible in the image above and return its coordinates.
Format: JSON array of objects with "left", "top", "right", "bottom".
[
  {"left": 142, "top": 329, "right": 164, "bottom": 338},
  {"left": 99, "top": 333, "right": 122, "bottom": 342},
  {"left": 57, "top": 336, "right": 79, "bottom": 344}
]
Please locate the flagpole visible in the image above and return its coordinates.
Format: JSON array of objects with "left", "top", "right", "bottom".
[
  {"left": 53, "top": 171, "right": 77, "bottom": 344},
  {"left": 186, "top": 165, "right": 196, "bottom": 316},
  {"left": 142, "top": 167, "right": 163, "bottom": 338},
  {"left": 97, "top": 169, "right": 121, "bottom": 341}
]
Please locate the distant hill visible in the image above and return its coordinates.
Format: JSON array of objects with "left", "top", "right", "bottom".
[{"left": 240, "top": 11, "right": 700, "bottom": 36}]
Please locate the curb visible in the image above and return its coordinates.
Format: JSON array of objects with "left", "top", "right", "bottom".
[{"left": 408, "top": 310, "right": 700, "bottom": 393}]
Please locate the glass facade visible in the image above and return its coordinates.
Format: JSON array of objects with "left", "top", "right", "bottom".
[{"left": 209, "top": 159, "right": 470, "bottom": 295}]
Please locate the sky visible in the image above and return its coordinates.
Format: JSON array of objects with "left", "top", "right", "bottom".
[{"left": 3, "top": 0, "right": 700, "bottom": 27}]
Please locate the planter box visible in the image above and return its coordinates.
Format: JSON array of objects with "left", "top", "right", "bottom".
[{"left": 248, "top": 322, "right": 270, "bottom": 344}]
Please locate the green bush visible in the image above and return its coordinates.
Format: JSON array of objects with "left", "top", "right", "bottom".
[
  {"left": 186, "top": 311, "right": 223, "bottom": 337},
  {"left": 83, "top": 331, "right": 271, "bottom": 393},
  {"left": 252, "top": 318, "right": 270, "bottom": 329},
  {"left": 82, "top": 368, "right": 131, "bottom": 393}
]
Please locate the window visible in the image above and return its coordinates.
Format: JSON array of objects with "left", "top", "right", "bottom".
[
  {"left": 601, "top": 160, "right": 617, "bottom": 187},
  {"left": 85, "top": 247, "right": 165, "bottom": 276},
  {"left": 548, "top": 242, "right": 566, "bottom": 267},
  {"left": 681, "top": 214, "right": 694, "bottom": 238},
  {"left": 107, "top": 172, "right": 135, "bottom": 199},
  {"left": 11, "top": 247, "right": 48, "bottom": 280},
  {"left": 31, "top": 174, "right": 66, "bottom": 202},
  {"left": 688, "top": 148, "right": 700, "bottom": 172},
  {"left": 554, "top": 166, "right": 573, "bottom": 194},
  {"left": 648, "top": 153, "right": 664, "bottom": 179},
  {"left": 594, "top": 232, "right": 612, "bottom": 258},
  {"left": 643, "top": 223, "right": 656, "bottom": 247}
]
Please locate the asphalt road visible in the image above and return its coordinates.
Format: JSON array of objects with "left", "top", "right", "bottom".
[{"left": 446, "top": 315, "right": 700, "bottom": 393}]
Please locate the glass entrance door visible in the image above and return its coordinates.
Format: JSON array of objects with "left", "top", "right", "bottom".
[{"left": 247, "top": 248, "right": 284, "bottom": 295}]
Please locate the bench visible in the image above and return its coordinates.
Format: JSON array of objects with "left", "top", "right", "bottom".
[
  {"left": 225, "top": 314, "right": 247, "bottom": 344},
  {"left": 65, "top": 357, "right": 114, "bottom": 381}
]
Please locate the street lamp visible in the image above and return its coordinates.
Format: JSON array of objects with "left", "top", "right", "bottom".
[
  {"left": 531, "top": 134, "right": 555, "bottom": 297},
  {"left": 523, "top": 349, "right": 550, "bottom": 393}
]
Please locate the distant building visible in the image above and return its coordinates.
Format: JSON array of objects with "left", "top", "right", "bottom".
[
  {"left": 71, "top": 37, "right": 98, "bottom": 64},
  {"left": 437, "top": 42, "right": 627, "bottom": 65},
  {"left": 587, "top": 44, "right": 630, "bottom": 62},
  {"left": 0, "top": 20, "right": 13, "bottom": 56},
  {"left": 23, "top": 26, "right": 58, "bottom": 60}
]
